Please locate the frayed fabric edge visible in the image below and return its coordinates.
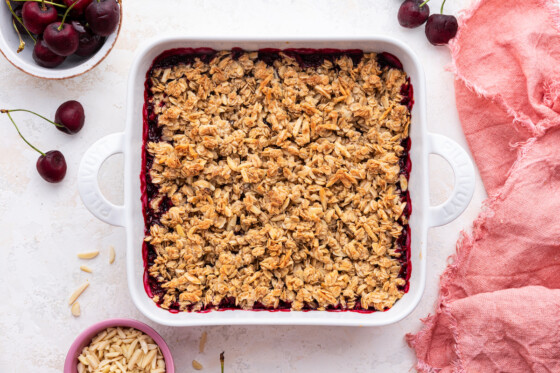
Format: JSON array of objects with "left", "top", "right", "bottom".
[
  {"left": 539, "top": 0, "right": 560, "bottom": 32},
  {"left": 449, "top": 0, "right": 560, "bottom": 62},
  {"left": 406, "top": 314, "right": 442, "bottom": 373},
  {"left": 406, "top": 134, "right": 552, "bottom": 372},
  {"left": 447, "top": 0, "right": 487, "bottom": 61},
  {"left": 446, "top": 303, "right": 468, "bottom": 373},
  {"left": 405, "top": 304, "right": 467, "bottom": 373},
  {"left": 449, "top": 0, "right": 560, "bottom": 138}
]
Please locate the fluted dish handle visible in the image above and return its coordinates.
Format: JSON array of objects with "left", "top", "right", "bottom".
[
  {"left": 78, "top": 133, "right": 126, "bottom": 227},
  {"left": 427, "top": 133, "right": 476, "bottom": 227}
]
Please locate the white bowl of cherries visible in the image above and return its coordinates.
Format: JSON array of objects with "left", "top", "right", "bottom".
[{"left": 0, "top": 0, "right": 122, "bottom": 79}]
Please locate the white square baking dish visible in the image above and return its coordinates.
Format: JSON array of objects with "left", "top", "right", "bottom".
[{"left": 78, "top": 36, "right": 475, "bottom": 327}]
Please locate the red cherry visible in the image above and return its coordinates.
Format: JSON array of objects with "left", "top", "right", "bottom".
[
  {"left": 2, "top": 109, "right": 69, "bottom": 184},
  {"left": 55, "top": 100, "right": 85, "bottom": 134},
  {"left": 85, "top": 0, "right": 120, "bottom": 37},
  {"left": 37, "top": 150, "right": 67, "bottom": 183},
  {"left": 63, "top": 0, "right": 93, "bottom": 15},
  {"left": 72, "top": 20, "right": 105, "bottom": 57},
  {"left": 398, "top": 0, "right": 430, "bottom": 28},
  {"left": 32, "top": 37, "right": 66, "bottom": 68},
  {"left": 7, "top": 0, "right": 24, "bottom": 10},
  {"left": 44, "top": 22, "right": 79, "bottom": 56},
  {"left": 22, "top": 2, "right": 58, "bottom": 35},
  {"left": 425, "top": 14, "right": 458, "bottom": 45},
  {"left": 12, "top": 8, "right": 27, "bottom": 34}
]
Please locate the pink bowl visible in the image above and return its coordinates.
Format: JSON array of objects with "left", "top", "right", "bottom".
[{"left": 64, "top": 318, "right": 175, "bottom": 373}]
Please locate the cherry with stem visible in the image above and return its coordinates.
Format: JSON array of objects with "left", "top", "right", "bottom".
[
  {"left": 418, "top": 0, "right": 448, "bottom": 13},
  {"left": 1, "top": 109, "right": 65, "bottom": 130},
  {"left": 5, "top": 0, "right": 37, "bottom": 43},
  {"left": 421, "top": 0, "right": 458, "bottom": 45},
  {"left": 16, "top": 0, "right": 68, "bottom": 8},
  {"left": 2, "top": 101, "right": 85, "bottom": 134},
  {"left": 12, "top": 18, "right": 26, "bottom": 53},
  {"left": 398, "top": 0, "right": 430, "bottom": 29},
  {"left": 63, "top": 0, "right": 93, "bottom": 15},
  {"left": 1, "top": 110, "right": 45, "bottom": 155},
  {"left": 1, "top": 110, "right": 67, "bottom": 183},
  {"left": 43, "top": 0, "right": 79, "bottom": 56},
  {"left": 57, "top": 0, "right": 77, "bottom": 30},
  {"left": 21, "top": 0, "right": 58, "bottom": 35}
]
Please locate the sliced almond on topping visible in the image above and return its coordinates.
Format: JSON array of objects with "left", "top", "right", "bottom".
[
  {"left": 192, "top": 360, "right": 203, "bottom": 370},
  {"left": 69, "top": 282, "right": 89, "bottom": 305},
  {"left": 77, "top": 251, "right": 99, "bottom": 260},
  {"left": 109, "top": 246, "right": 116, "bottom": 264},
  {"left": 80, "top": 265, "right": 92, "bottom": 273},
  {"left": 176, "top": 225, "right": 185, "bottom": 237},
  {"left": 71, "top": 302, "right": 81, "bottom": 317}
]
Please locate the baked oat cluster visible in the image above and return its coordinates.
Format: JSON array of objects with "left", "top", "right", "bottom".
[{"left": 145, "top": 50, "right": 411, "bottom": 312}]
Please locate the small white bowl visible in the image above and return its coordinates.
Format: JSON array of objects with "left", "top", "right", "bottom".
[{"left": 0, "top": 2, "right": 122, "bottom": 80}]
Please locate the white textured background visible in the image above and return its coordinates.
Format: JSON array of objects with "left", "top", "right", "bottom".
[{"left": 0, "top": 0, "right": 484, "bottom": 372}]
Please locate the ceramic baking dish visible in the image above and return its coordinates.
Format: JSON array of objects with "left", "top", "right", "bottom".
[{"left": 78, "top": 36, "right": 475, "bottom": 327}]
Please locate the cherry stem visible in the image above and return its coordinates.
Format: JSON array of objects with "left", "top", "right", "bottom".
[
  {"left": 440, "top": 0, "right": 447, "bottom": 13},
  {"left": 25, "top": 0, "right": 68, "bottom": 8},
  {"left": 419, "top": 0, "right": 430, "bottom": 8},
  {"left": 58, "top": 0, "right": 78, "bottom": 30},
  {"left": 2, "top": 111, "right": 45, "bottom": 157},
  {"left": 2, "top": 109, "right": 65, "bottom": 129},
  {"left": 220, "top": 352, "right": 224, "bottom": 373},
  {"left": 12, "top": 18, "right": 25, "bottom": 53},
  {"left": 5, "top": 0, "right": 37, "bottom": 43}
]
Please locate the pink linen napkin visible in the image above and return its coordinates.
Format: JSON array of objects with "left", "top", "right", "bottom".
[{"left": 406, "top": 0, "right": 560, "bottom": 372}]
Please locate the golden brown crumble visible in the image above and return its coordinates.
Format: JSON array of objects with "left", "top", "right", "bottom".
[{"left": 144, "top": 50, "right": 410, "bottom": 312}]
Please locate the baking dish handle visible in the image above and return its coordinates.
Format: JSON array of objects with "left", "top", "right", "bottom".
[
  {"left": 427, "top": 133, "right": 476, "bottom": 227},
  {"left": 78, "top": 132, "right": 126, "bottom": 227}
]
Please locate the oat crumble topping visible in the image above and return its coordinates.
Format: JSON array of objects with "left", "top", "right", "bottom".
[{"left": 143, "top": 50, "right": 411, "bottom": 312}]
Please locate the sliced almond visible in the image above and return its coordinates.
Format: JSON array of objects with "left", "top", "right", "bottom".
[
  {"left": 176, "top": 225, "right": 185, "bottom": 237},
  {"left": 127, "top": 349, "right": 142, "bottom": 369},
  {"left": 80, "top": 265, "right": 92, "bottom": 273},
  {"left": 199, "top": 331, "right": 207, "bottom": 353},
  {"left": 69, "top": 282, "right": 89, "bottom": 305},
  {"left": 109, "top": 246, "right": 116, "bottom": 264},
  {"left": 192, "top": 360, "right": 203, "bottom": 370},
  {"left": 71, "top": 302, "right": 81, "bottom": 317},
  {"left": 77, "top": 251, "right": 99, "bottom": 260}
]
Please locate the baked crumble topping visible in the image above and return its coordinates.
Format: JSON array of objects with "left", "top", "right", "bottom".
[{"left": 143, "top": 50, "right": 411, "bottom": 312}]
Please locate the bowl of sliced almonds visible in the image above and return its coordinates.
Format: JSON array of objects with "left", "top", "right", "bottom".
[{"left": 64, "top": 318, "right": 174, "bottom": 373}]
